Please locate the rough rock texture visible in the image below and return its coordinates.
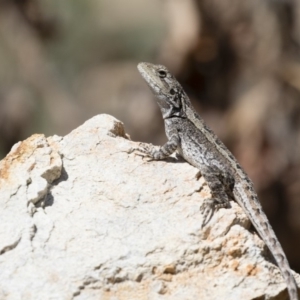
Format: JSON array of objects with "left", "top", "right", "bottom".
[{"left": 0, "top": 114, "right": 299, "bottom": 300}]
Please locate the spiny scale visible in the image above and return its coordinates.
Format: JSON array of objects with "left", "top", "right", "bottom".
[{"left": 137, "top": 62, "right": 299, "bottom": 300}]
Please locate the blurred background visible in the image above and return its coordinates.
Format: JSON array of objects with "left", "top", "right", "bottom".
[{"left": 0, "top": 0, "right": 300, "bottom": 271}]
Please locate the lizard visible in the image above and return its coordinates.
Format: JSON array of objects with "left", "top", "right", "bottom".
[{"left": 136, "top": 62, "right": 299, "bottom": 300}]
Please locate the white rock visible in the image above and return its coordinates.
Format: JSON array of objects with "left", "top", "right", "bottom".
[{"left": 0, "top": 114, "right": 299, "bottom": 300}]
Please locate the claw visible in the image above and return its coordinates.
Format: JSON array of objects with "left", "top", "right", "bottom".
[
  {"left": 201, "top": 198, "right": 216, "bottom": 228},
  {"left": 130, "top": 144, "right": 156, "bottom": 161},
  {"left": 201, "top": 197, "right": 230, "bottom": 228}
]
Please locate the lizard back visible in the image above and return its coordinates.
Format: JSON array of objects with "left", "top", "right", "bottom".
[{"left": 137, "top": 62, "right": 299, "bottom": 299}]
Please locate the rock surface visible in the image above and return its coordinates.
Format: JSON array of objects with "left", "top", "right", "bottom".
[{"left": 0, "top": 114, "right": 299, "bottom": 300}]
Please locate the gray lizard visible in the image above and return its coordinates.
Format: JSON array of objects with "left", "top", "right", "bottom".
[{"left": 137, "top": 62, "right": 299, "bottom": 300}]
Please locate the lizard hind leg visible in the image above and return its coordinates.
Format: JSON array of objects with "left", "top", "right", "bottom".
[
  {"left": 201, "top": 195, "right": 231, "bottom": 227},
  {"left": 200, "top": 167, "right": 233, "bottom": 227}
]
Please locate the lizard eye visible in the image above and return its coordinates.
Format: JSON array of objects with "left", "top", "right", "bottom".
[{"left": 158, "top": 70, "right": 167, "bottom": 78}]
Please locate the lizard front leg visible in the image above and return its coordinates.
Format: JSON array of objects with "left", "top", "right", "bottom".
[
  {"left": 137, "top": 129, "right": 180, "bottom": 160},
  {"left": 200, "top": 166, "right": 233, "bottom": 227}
]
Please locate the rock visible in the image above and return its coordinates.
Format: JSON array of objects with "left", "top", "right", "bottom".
[{"left": 0, "top": 114, "right": 299, "bottom": 300}]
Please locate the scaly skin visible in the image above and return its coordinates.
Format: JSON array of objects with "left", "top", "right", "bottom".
[{"left": 137, "top": 62, "right": 299, "bottom": 300}]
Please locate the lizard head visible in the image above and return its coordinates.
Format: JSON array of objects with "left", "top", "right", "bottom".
[{"left": 137, "top": 62, "right": 188, "bottom": 119}]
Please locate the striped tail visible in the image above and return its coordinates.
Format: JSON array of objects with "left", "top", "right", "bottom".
[{"left": 234, "top": 184, "right": 299, "bottom": 300}]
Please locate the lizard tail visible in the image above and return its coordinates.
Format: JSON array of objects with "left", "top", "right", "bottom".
[{"left": 234, "top": 185, "right": 299, "bottom": 300}]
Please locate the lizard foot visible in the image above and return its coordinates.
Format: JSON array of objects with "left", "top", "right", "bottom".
[
  {"left": 128, "top": 144, "right": 156, "bottom": 161},
  {"left": 201, "top": 198, "right": 230, "bottom": 228}
]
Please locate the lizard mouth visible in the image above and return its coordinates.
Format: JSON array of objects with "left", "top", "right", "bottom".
[{"left": 137, "top": 62, "right": 170, "bottom": 96}]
